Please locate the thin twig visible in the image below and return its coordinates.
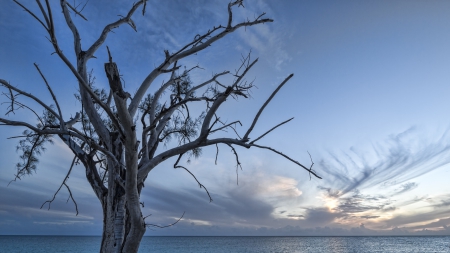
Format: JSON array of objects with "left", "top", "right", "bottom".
[
  {"left": 226, "top": 144, "right": 242, "bottom": 185},
  {"left": 250, "top": 117, "right": 293, "bottom": 144},
  {"left": 252, "top": 144, "right": 321, "bottom": 179},
  {"left": 0, "top": 79, "right": 60, "bottom": 121},
  {"left": 66, "top": 1, "right": 88, "bottom": 21},
  {"left": 210, "top": 120, "right": 242, "bottom": 134},
  {"left": 215, "top": 144, "right": 219, "bottom": 165},
  {"left": 40, "top": 156, "right": 79, "bottom": 215},
  {"left": 146, "top": 211, "right": 185, "bottom": 228},
  {"left": 174, "top": 154, "right": 212, "bottom": 202},
  {"left": 307, "top": 151, "right": 315, "bottom": 180},
  {"left": 13, "top": 0, "right": 48, "bottom": 30}
]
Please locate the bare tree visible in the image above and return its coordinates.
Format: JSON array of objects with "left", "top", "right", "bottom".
[{"left": 0, "top": 1, "right": 321, "bottom": 252}]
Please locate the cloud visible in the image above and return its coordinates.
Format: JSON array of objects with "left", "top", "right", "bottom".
[
  {"left": 141, "top": 183, "right": 275, "bottom": 228},
  {"left": 335, "top": 191, "right": 393, "bottom": 214},
  {"left": 147, "top": 220, "right": 450, "bottom": 236},
  {"left": 234, "top": 174, "right": 302, "bottom": 201},
  {"left": 0, "top": 177, "right": 103, "bottom": 235},
  {"left": 287, "top": 214, "right": 304, "bottom": 218},
  {"left": 237, "top": 18, "right": 292, "bottom": 69},
  {"left": 33, "top": 220, "right": 93, "bottom": 225},
  {"left": 382, "top": 211, "right": 450, "bottom": 230},
  {"left": 302, "top": 208, "right": 343, "bottom": 226},
  {"left": 307, "top": 127, "right": 450, "bottom": 231},
  {"left": 407, "top": 218, "right": 450, "bottom": 230},
  {"left": 423, "top": 194, "right": 450, "bottom": 209},
  {"left": 317, "top": 186, "right": 342, "bottom": 198},
  {"left": 319, "top": 127, "right": 450, "bottom": 196},
  {"left": 391, "top": 182, "right": 418, "bottom": 196},
  {"left": 142, "top": 177, "right": 341, "bottom": 233},
  {"left": 371, "top": 194, "right": 450, "bottom": 230},
  {"left": 316, "top": 187, "right": 395, "bottom": 220},
  {"left": 360, "top": 215, "right": 380, "bottom": 219}
]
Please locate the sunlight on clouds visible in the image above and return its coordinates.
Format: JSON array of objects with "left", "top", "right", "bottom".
[
  {"left": 241, "top": 174, "right": 303, "bottom": 221},
  {"left": 236, "top": 171, "right": 304, "bottom": 221},
  {"left": 405, "top": 218, "right": 445, "bottom": 231},
  {"left": 258, "top": 176, "right": 302, "bottom": 198},
  {"left": 309, "top": 126, "right": 450, "bottom": 231},
  {"left": 316, "top": 187, "right": 342, "bottom": 212},
  {"left": 182, "top": 218, "right": 211, "bottom": 226},
  {"left": 323, "top": 197, "right": 339, "bottom": 211}
]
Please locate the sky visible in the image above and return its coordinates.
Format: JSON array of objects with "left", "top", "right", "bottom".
[{"left": 1, "top": 0, "right": 450, "bottom": 236}]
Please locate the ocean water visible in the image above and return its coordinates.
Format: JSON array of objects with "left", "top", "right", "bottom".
[{"left": 0, "top": 236, "right": 449, "bottom": 253}]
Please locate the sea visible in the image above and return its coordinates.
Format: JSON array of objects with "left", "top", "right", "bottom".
[{"left": 0, "top": 236, "right": 449, "bottom": 252}]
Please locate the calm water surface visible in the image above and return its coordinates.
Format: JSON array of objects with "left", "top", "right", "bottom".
[{"left": 0, "top": 236, "right": 449, "bottom": 252}]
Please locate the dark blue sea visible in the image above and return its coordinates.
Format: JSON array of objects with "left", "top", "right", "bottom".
[{"left": 0, "top": 236, "right": 449, "bottom": 252}]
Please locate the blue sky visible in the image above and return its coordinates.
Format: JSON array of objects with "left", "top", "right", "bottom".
[{"left": 1, "top": 0, "right": 450, "bottom": 236}]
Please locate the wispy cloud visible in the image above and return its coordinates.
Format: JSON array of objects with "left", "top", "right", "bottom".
[
  {"left": 391, "top": 182, "right": 418, "bottom": 196},
  {"left": 310, "top": 126, "right": 450, "bottom": 231},
  {"left": 407, "top": 218, "right": 450, "bottom": 230},
  {"left": 33, "top": 220, "right": 93, "bottom": 225},
  {"left": 319, "top": 126, "right": 450, "bottom": 195},
  {"left": 236, "top": 7, "right": 293, "bottom": 70},
  {"left": 335, "top": 191, "right": 393, "bottom": 214}
]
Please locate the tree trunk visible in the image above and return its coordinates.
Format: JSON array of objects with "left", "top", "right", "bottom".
[
  {"left": 100, "top": 194, "right": 130, "bottom": 253},
  {"left": 99, "top": 205, "right": 145, "bottom": 253},
  {"left": 96, "top": 121, "right": 145, "bottom": 252}
]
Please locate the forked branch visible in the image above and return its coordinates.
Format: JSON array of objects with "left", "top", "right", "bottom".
[
  {"left": 41, "top": 155, "right": 79, "bottom": 215},
  {"left": 226, "top": 144, "right": 242, "bottom": 185},
  {"left": 128, "top": 3, "right": 273, "bottom": 117},
  {"left": 65, "top": 1, "right": 88, "bottom": 21},
  {"left": 0, "top": 79, "right": 60, "bottom": 121},
  {"left": 250, "top": 117, "right": 294, "bottom": 144},
  {"left": 243, "top": 74, "right": 294, "bottom": 142},
  {"left": 85, "top": 0, "right": 146, "bottom": 59}
]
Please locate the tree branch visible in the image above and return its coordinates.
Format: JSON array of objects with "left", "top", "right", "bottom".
[
  {"left": 41, "top": 155, "right": 79, "bottom": 215},
  {"left": 15, "top": 0, "right": 116, "bottom": 144},
  {"left": 65, "top": 1, "right": 88, "bottom": 21},
  {"left": 250, "top": 117, "right": 293, "bottom": 144},
  {"left": 210, "top": 120, "right": 242, "bottom": 135},
  {"left": 33, "top": 63, "right": 64, "bottom": 129},
  {"left": 128, "top": 4, "right": 273, "bottom": 117},
  {"left": 251, "top": 143, "right": 321, "bottom": 179},
  {"left": 174, "top": 154, "right": 212, "bottom": 202},
  {"left": 0, "top": 79, "right": 60, "bottom": 121},
  {"left": 186, "top": 71, "right": 230, "bottom": 97},
  {"left": 84, "top": 0, "right": 146, "bottom": 59},
  {"left": 60, "top": 0, "right": 82, "bottom": 57},
  {"left": 145, "top": 211, "right": 185, "bottom": 229},
  {"left": 226, "top": 144, "right": 242, "bottom": 185},
  {"left": 13, "top": 0, "right": 48, "bottom": 30},
  {"left": 199, "top": 58, "right": 258, "bottom": 139},
  {"left": 243, "top": 74, "right": 293, "bottom": 142}
]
